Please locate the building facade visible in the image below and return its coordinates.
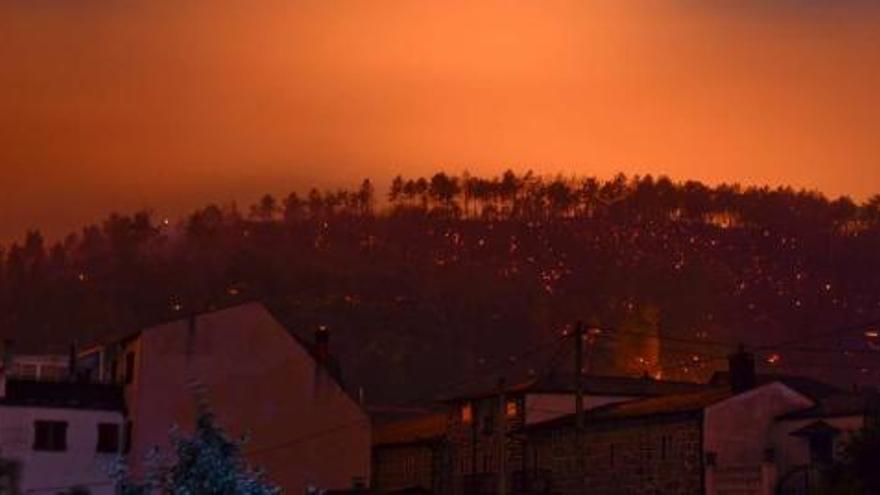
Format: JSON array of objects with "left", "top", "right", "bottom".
[
  {"left": 440, "top": 374, "right": 706, "bottom": 495},
  {"left": 528, "top": 411, "right": 704, "bottom": 495},
  {"left": 372, "top": 412, "right": 449, "bottom": 494},
  {"left": 0, "top": 378, "right": 125, "bottom": 495},
  {"left": 78, "top": 302, "right": 372, "bottom": 494}
]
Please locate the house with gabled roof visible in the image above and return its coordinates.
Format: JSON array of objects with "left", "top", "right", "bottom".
[
  {"left": 524, "top": 350, "right": 877, "bottom": 495},
  {"left": 0, "top": 373, "right": 125, "bottom": 495},
  {"left": 76, "top": 301, "right": 371, "bottom": 494},
  {"left": 377, "top": 369, "right": 708, "bottom": 495}
]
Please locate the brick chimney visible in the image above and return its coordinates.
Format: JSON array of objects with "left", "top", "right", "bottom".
[{"left": 728, "top": 344, "right": 756, "bottom": 394}]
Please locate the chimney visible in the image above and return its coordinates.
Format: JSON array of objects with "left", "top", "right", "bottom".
[
  {"left": 728, "top": 344, "right": 756, "bottom": 394},
  {"left": 315, "top": 325, "right": 330, "bottom": 364}
]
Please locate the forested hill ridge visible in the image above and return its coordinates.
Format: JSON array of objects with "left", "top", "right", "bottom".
[{"left": 3, "top": 171, "right": 880, "bottom": 403}]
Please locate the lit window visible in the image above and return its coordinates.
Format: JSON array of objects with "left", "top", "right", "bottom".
[
  {"left": 461, "top": 403, "right": 473, "bottom": 424},
  {"left": 506, "top": 400, "right": 518, "bottom": 418}
]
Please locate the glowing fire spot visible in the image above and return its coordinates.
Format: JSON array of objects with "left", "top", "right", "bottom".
[{"left": 766, "top": 353, "right": 781, "bottom": 365}]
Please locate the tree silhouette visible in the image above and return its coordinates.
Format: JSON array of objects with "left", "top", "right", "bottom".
[{"left": 114, "top": 407, "right": 279, "bottom": 495}]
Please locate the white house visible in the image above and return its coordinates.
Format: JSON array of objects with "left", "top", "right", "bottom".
[{"left": 0, "top": 375, "right": 125, "bottom": 495}]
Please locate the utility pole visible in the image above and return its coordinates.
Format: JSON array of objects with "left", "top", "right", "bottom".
[
  {"left": 574, "top": 321, "right": 585, "bottom": 432},
  {"left": 497, "top": 377, "right": 507, "bottom": 495},
  {"left": 574, "top": 321, "right": 586, "bottom": 487}
]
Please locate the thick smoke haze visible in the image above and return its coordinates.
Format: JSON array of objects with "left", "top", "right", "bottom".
[{"left": 1, "top": 0, "right": 879, "bottom": 240}]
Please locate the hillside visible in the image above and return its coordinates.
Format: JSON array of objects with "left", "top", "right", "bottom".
[{"left": 2, "top": 171, "right": 880, "bottom": 403}]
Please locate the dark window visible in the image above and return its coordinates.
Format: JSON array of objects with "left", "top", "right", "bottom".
[
  {"left": 33, "top": 421, "right": 67, "bottom": 452},
  {"left": 810, "top": 435, "right": 834, "bottom": 464},
  {"left": 660, "top": 435, "right": 669, "bottom": 460},
  {"left": 97, "top": 423, "right": 120, "bottom": 453},
  {"left": 123, "top": 421, "right": 133, "bottom": 454},
  {"left": 124, "top": 352, "right": 135, "bottom": 385},
  {"left": 609, "top": 443, "right": 615, "bottom": 467}
]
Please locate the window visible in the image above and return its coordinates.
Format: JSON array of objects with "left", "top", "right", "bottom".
[
  {"left": 660, "top": 435, "right": 669, "bottom": 460},
  {"left": 124, "top": 352, "right": 135, "bottom": 385},
  {"left": 506, "top": 400, "right": 518, "bottom": 418},
  {"left": 609, "top": 443, "right": 615, "bottom": 467},
  {"left": 97, "top": 423, "right": 120, "bottom": 453},
  {"left": 33, "top": 421, "right": 67, "bottom": 452},
  {"left": 809, "top": 435, "right": 834, "bottom": 464},
  {"left": 461, "top": 403, "right": 473, "bottom": 424},
  {"left": 123, "top": 421, "right": 133, "bottom": 454}
]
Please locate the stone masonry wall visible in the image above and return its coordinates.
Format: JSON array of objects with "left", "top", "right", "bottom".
[
  {"left": 530, "top": 413, "right": 703, "bottom": 495},
  {"left": 373, "top": 443, "right": 438, "bottom": 493}
]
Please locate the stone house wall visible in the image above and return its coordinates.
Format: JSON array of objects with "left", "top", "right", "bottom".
[
  {"left": 446, "top": 394, "right": 527, "bottom": 494},
  {"left": 373, "top": 442, "right": 440, "bottom": 493},
  {"left": 529, "top": 412, "right": 703, "bottom": 495}
]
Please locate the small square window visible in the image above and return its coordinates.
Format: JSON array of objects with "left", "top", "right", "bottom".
[
  {"left": 123, "top": 421, "right": 133, "bottom": 454},
  {"left": 97, "top": 423, "right": 120, "bottom": 453},
  {"left": 33, "top": 421, "right": 67, "bottom": 452}
]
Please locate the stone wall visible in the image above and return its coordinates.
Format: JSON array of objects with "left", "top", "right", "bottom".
[
  {"left": 529, "top": 412, "right": 703, "bottom": 495},
  {"left": 373, "top": 442, "right": 439, "bottom": 493},
  {"left": 446, "top": 394, "right": 527, "bottom": 495}
]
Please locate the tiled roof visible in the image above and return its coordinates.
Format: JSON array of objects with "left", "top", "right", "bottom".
[
  {"left": 779, "top": 391, "right": 878, "bottom": 420},
  {"left": 709, "top": 372, "right": 841, "bottom": 401},
  {"left": 442, "top": 372, "right": 707, "bottom": 402},
  {"left": 526, "top": 387, "right": 731, "bottom": 431},
  {"left": 789, "top": 420, "right": 842, "bottom": 437},
  {"left": 0, "top": 379, "right": 125, "bottom": 412},
  {"left": 588, "top": 387, "right": 732, "bottom": 420},
  {"left": 373, "top": 412, "right": 448, "bottom": 446}
]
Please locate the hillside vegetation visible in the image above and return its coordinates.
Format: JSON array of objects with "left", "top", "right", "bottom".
[{"left": 3, "top": 171, "right": 880, "bottom": 403}]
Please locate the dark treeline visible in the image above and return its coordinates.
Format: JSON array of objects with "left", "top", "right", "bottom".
[{"left": 3, "top": 171, "right": 880, "bottom": 403}]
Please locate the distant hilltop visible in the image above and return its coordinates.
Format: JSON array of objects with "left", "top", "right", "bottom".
[{"left": 1, "top": 171, "right": 879, "bottom": 404}]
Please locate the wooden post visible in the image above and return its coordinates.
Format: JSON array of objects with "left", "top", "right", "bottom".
[
  {"left": 574, "top": 322, "right": 585, "bottom": 432},
  {"left": 497, "top": 378, "right": 507, "bottom": 495},
  {"left": 574, "top": 322, "right": 585, "bottom": 486}
]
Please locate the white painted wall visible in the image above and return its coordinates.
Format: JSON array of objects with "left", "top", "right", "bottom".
[
  {"left": 525, "top": 393, "right": 633, "bottom": 425},
  {"left": 704, "top": 383, "right": 814, "bottom": 466},
  {"left": 0, "top": 405, "right": 123, "bottom": 494}
]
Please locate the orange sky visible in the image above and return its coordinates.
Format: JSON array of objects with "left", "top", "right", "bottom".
[{"left": 1, "top": 0, "right": 879, "bottom": 241}]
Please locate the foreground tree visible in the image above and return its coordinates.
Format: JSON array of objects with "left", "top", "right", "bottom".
[
  {"left": 823, "top": 412, "right": 880, "bottom": 495},
  {"left": 115, "top": 407, "right": 279, "bottom": 495}
]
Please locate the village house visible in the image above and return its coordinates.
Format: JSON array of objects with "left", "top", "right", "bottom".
[
  {"left": 0, "top": 362, "right": 125, "bottom": 495},
  {"left": 525, "top": 349, "right": 876, "bottom": 495},
  {"left": 76, "top": 301, "right": 372, "bottom": 494},
  {"left": 372, "top": 348, "right": 877, "bottom": 495},
  {"left": 372, "top": 371, "right": 706, "bottom": 495}
]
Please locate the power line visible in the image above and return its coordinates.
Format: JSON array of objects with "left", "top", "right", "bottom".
[
  {"left": 245, "top": 318, "right": 880, "bottom": 456},
  {"left": 246, "top": 334, "right": 569, "bottom": 456}
]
